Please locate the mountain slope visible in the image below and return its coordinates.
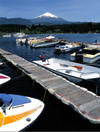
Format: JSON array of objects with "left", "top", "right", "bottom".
[
  {"left": 31, "top": 12, "right": 72, "bottom": 24},
  {"left": 0, "top": 17, "right": 33, "bottom": 25}
]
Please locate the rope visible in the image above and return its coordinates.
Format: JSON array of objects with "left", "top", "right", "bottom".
[
  {"left": 5, "top": 74, "right": 26, "bottom": 93},
  {"left": 11, "top": 74, "right": 25, "bottom": 81}
]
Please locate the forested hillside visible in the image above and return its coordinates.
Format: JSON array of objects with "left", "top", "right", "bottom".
[{"left": 0, "top": 22, "right": 100, "bottom": 34}]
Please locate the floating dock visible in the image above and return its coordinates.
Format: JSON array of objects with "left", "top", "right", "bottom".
[{"left": 0, "top": 48, "right": 100, "bottom": 124}]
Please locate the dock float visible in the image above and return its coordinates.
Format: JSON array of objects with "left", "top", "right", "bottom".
[{"left": 0, "top": 48, "right": 100, "bottom": 124}]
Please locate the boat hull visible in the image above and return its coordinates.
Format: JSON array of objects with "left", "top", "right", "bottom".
[
  {"left": 0, "top": 94, "right": 44, "bottom": 131},
  {"left": 33, "top": 58, "right": 100, "bottom": 84},
  {"left": 0, "top": 73, "right": 11, "bottom": 85},
  {"left": 31, "top": 41, "right": 58, "bottom": 48}
]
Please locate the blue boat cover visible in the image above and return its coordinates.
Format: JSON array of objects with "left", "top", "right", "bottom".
[
  {"left": 9, "top": 94, "right": 31, "bottom": 106},
  {"left": 0, "top": 93, "right": 12, "bottom": 105},
  {"left": 0, "top": 94, "right": 31, "bottom": 106}
]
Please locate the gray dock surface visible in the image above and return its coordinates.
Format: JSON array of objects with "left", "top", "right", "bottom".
[{"left": 0, "top": 48, "right": 100, "bottom": 124}]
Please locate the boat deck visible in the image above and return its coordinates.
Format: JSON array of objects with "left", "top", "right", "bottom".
[{"left": 0, "top": 48, "right": 100, "bottom": 124}]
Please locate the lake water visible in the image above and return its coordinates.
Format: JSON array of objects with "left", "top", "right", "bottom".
[{"left": 0, "top": 33, "right": 100, "bottom": 131}]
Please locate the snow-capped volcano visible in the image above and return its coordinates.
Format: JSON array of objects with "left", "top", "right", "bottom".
[
  {"left": 31, "top": 12, "right": 71, "bottom": 24},
  {"left": 35, "top": 12, "right": 58, "bottom": 19}
]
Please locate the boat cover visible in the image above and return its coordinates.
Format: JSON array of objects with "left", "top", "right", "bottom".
[
  {"left": 0, "top": 94, "right": 31, "bottom": 106},
  {"left": 0, "top": 94, "right": 12, "bottom": 105},
  {"left": 9, "top": 94, "right": 31, "bottom": 106}
]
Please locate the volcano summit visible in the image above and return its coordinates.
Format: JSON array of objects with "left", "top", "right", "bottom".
[{"left": 31, "top": 12, "right": 71, "bottom": 24}]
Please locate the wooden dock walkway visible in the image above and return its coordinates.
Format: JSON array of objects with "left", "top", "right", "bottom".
[{"left": 0, "top": 48, "right": 100, "bottom": 124}]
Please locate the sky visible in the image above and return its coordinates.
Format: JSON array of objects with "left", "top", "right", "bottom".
[{"left": 0, "top": 0, "right": 100, "bottom": 22}]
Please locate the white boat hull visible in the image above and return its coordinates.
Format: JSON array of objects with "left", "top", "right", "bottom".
[
  {"left": 33, "top": 58, "right": 100, "bottom": 83},
  {"left": 0, "top": 73, "right": 11, "bottom": 85},
  {"left": 0, "top": 94, "right": 44, "bottom": 131},
  {"left": 31, "top": 41, "right": 58, "bottom": 48}
]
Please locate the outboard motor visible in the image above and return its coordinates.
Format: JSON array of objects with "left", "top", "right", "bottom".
[
  {"left": 75, "top": 50, "right": 83, "bottom": 63},
  {"left": 39, "top": 54, "right": 46, "bottom": 62}
]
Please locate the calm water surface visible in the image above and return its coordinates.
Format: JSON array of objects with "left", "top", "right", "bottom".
[{"left": 0, "top": 33, "right": 100, "bottom": 131}]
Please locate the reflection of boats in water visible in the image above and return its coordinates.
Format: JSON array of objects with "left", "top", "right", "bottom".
[
  {"left": 54, "top": 42, "right": 80, "bottom": 53},
  {"left": 33, "top": 57, "right": 100, "bottom": 83},
  {"left": 0, "top": 93, "right": 44, "bottom": 131},
  {"left": 70, "top": 47, "right": 100, "bottom": 64}
]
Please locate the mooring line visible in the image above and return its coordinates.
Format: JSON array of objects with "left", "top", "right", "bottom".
[{"left": 11, "top": 74, "right": 25, "bottom": 80}]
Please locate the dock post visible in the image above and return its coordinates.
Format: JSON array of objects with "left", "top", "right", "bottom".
[
  {"left": 43, "top": 89, "right": 47, "bottom": 102},
  {"left": 32, "top": 80, "right": 35, "bottom": 86}
]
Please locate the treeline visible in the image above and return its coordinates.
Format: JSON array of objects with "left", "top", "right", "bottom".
[
  {"left": 0, "top": 24, "right": 26, "bottom": 34},
  {"left": 1, "top": 22, "right": 100, "bottom": 34}
]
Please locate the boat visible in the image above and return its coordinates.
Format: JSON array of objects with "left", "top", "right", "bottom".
[
  {"left": 0, "top": 73, "right": 10, "bottom": 85},
  {"left": 54, "top": 42, "right": 80, "bottom": 53},
  {"left": 30, "top": 41, "right": 59, "bottom": 48},
  {"left": 16, "top": 38, "right": 27, "bottom": 44},
  {"left": 30, "top": 35, "right": 59, "bottom": 48},
  {"left": 70, "top": 47, "right": 100, "bottom": 63},
  {"left": 0, "top": 93, "right": 45, "bottom": 131},
  {"left": 13, "top": 33, "right": 27, "bottom": 38},
  {"left": 33, "top": 57, "right": 100, "bottom": 83},
  {"left": 3, "top": 34, "right": 11, "bottom": 37},
  {"left": 44, "top": 35, "right": 55, "bottom": 41},
  {"left": 87, "top": 39, "right": 100, "bottom": 48}
]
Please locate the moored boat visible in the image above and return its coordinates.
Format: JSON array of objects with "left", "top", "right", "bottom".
[
  {"left": 33, "top": 57, "right": 100, "bottom": 83},
  {"left": 30, "top": 41, "right": 59, "bottom": 48},
  {"left": 0, "top": 73, "right": 11, "bottom": 85},
  {"left": 70, "top": 47, "right": 100, "bottom": 63},
  {"left": 16, "top": 38, "right": 27, "bottom": 44},
  {"left": 54, "top": 42, "right": 80, "bottom": 53},
  {"left": 87, "top": 39, "right": 100, "bottom": 48},
  {"left": 3, "top": 34, "right": 11, "bottom": 37},
  {"left": 0, "top": 93, "right": 45, "bottom": 131},
  {"left": 13, "top": 33, "right": 28, "bottom": 38}
]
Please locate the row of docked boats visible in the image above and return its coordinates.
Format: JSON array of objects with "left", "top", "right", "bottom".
[
  {"left": 0, "top": 62, "right": 45, "bottom": 131},
  {"left": 32, "top": 39, "right": 100, "bottom": 84},
  {"left": 16, "top": 35, "right": 60, "bottom": 48},
  {"left": 16, "top": 35, "right": 82, "bottom": 53},
  {"left": 16, "top": 35, "right": 100, "bottom": 85}
]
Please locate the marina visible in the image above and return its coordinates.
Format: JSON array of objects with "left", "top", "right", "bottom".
[
  {"left": 0, "top": 48, "right": 100, "bottom": 124},
  {"left": 0, "top": 33, "right": 100, "bottom": 131}
]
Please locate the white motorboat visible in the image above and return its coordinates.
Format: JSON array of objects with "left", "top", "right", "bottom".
[
  {"left": 16, "top": 38, "right": 27, "bottom": 44},
  {"left": 3, "top": 34, "right": 11, "bottom": 37},
  {"left": 45, "top": 35, "right": 55, "bottom": 40},
  {"left": 0, "top": 93, "right": 44, "bottom": 131},
  {"left": 33, "top": 57, "right": 100, "bottom": 83},
  {"left": 13, "top": 33, "right": 27, "bottom": 38},
  {"left": 0, "top": 73, "right": 11, "bottom": 85},
  {"left": 87, "top": 39, "right": 100, "bottom": 48},
  {"left": 30, "top": 41, "right": 59, "bottom": 48},
  {"left": 54, "top": 42, "right": 80, "bottom": 53},
  {"left": 70, "top": 47, "right": 100, "bottom": 63}
]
